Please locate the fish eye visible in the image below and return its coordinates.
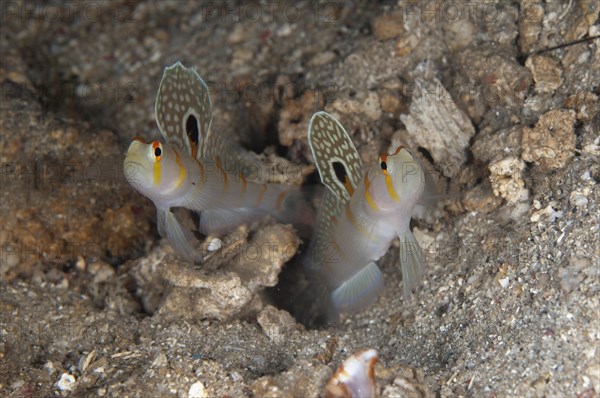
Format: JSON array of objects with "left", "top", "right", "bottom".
[
  {"left": 379, "top": 155, "right": 390, "bottom": 176},
  {"left": 152, "top": 141, "right": 162, "bottom": 160}
]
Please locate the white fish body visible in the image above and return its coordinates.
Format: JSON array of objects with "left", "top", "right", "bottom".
[
  {"left": 307, "top": 112, "right": 425, "bottom": 314},
  {"left": 123, "top": 62, "right": 309, "bottom": 261}
]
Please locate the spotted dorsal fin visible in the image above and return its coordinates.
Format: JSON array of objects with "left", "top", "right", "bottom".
[
  {"left": 155, "top": 61, "right": 221, "bottom": 160},
  {"left": 308, "top": 112, "right": 363, "bottom": 204}
]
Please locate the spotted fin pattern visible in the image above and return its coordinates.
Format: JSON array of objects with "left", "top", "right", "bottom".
[
  {"left": 155, "top": 61, "right": 215, "bottom": 159},
  {"left": 308, "top": 112, "right": 363, "bottom": 203}
]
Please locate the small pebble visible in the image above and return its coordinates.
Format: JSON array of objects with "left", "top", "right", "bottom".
[
  {"left": 189, "top": 381, "right": 207, "bottom": 398},
  {"left": 55, "top": 373, "right": 76, "bottom": 391},
  {"left": 372, "top": 13, "right": 405, "bottom": 40},
  {"left": 569, "top": 190, "right": 589, "bottom": 207}
]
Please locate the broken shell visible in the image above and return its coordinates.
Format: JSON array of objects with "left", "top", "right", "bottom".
[
  {"left": 325, "top": 349, "right": 378, "bottom": 398},
  {"left": 207, "top": 237, "right": 223, "bottom": 252}
]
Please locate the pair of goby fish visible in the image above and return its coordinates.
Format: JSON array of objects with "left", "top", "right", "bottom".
[{"left": 124, "top": 62, "right": 427, "bottom": 315}]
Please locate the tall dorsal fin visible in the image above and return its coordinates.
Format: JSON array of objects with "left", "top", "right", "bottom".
[
  {"left": 308, "top": 112, "right": 363, "bottom": 204},
  {"left": 155, "top": 62, "right": 218, "bottom": 159}
]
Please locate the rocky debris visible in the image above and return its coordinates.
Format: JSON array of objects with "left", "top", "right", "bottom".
[
  {"left": 330, "top": 90, "right": 382, "bottom": 122},
  {"left": 0, "top": 153, "right": 153, "bottom": 282},
  {"left": 569, "top": 187, "right": 591, "bottom": 208},
  {"left": 379, "top": 88, "right": 406, "bottom": 116},
  {"left": 521, "top": 109, "right": 576, "bottom": 170},
  {"left": 525, "top": 54, "right": 562, "bottom": 93},
  {"left": 251, "top": 149, "right": 316, "bottom": 185},
  {"left": 440, "top": 18, "right": 477, "bottom": 52},
  {"left": 518, "top": 0, "right": 544, "bottom": 54},
  {"left": 471, "top": 125, "right": 523, "bottom": 164},
  {"left": 252, "top": 360, "right": 332, "bottom": 397},
  {"left": 257, "top": 305, "right": 301, "bottom": 344},
  {"left": 379, "top": 365, "right": 432, "bottom": 398},
  {"left": 462, "top": 182, "right": 503, "bottom": 214},
  {"left": 585, "top": 363, "right": 600, "bottom": 394},
  {"left": 400, "top": 78, "right": 476, "bottom": 177},
  {"left": 151, "top": 223, "right": 299, "bottom": 321},
  {"left": 278, "top": 90, "right": 324, "bottom": 147},
  {"left": 519, "top": 1, "right": 599, "bottom": 54},
  {"left": 331, "top": 40, "right": 432, "bottom": 101},
  {"left": 488, "top": 156, "right": 530, "bottom": 203},
  {"left": 454, "top": 46, "right": 531, "bottom": 123},
  {"left": 158, "top": 263, "right": 253, "bottom": 321},
  {"left": 565, "top": 91, "right": 600, "bottom": 123},
  {"left": 0, "top": 56, "right": 154, "bottom": 281},
  {"left": 201, "top": 225, "right": 250, "bottom": 271},
  {"left": 372, "top": 13, "right": 405, "bottom": 41},
  {"left": 395, "top": 31, "right": 421, "bottom": 58},
  {"left": 530, "top": 200, "right": 564, "bottom": 223}
]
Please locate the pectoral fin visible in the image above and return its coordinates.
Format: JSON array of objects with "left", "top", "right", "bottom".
[
  {"left": 330, "top": 262, "right": 384, "bottom": 314},
  {"left": 157, "top": 209, "right": 199, "bottom": 262},
  {"left": 399, "top": 231, "right": 424, "bottom": 299}
]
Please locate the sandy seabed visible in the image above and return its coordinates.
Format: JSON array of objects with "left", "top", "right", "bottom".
[{"left": 1, "top": 1, "right": 598, "bottom": 397}]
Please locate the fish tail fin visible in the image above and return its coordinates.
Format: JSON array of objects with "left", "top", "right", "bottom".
[
  {"left": 399, "top": 231, "right": 425, "bottom": 299},
  {"left": 329, "top": 262, "right": 384, "bottom": 314},
  {"left": 157, "top": 209, "right": 199, "bottom": 262},
  {"left": 198, "top": 208, "right": 267, "bottom": 236}
]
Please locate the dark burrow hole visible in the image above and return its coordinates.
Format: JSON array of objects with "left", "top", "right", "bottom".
[
  {"left": 265, "top": 167, "right": 334, "bottom": 328},
  {"left": 265, "top": 252, "right": 333, "bottom": 329},
  {"left": 239, "top": 73, "right": 309, "bottom": 156}
]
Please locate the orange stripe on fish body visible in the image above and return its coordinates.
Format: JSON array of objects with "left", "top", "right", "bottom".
[
  {"left": 195, "top": 159, "right": 206, "bottom": 183},
  {"left": 173, "top": 149, "right": 186, "bottom": 189},
  {"left": 215, "top": 156, "right": 228, "bottom": 196},
  {"left": 239, "top": 172, "right": 247, "bottom": 205},
  {"left": 256, "top": 184, "right": 267, "bottom": 206},
  {"left": 275, "top": 190, "right": 288, "bottom": 211},
  {"left": 345, "top": 205, "right": 374, "bottom": 240}
]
